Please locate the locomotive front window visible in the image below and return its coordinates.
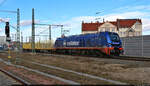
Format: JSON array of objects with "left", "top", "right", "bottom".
[{"left": 109, "top": 33, "right": 120, "bottom": 42}]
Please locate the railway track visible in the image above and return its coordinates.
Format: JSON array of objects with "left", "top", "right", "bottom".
[
  {"left": 22, "top": 59, "right": 127, "bottom": 85},
  {"left": 0, "top": 59, "right": 79, "bottom": 85},
  {"left": 0, "top": 67, "right": 31, "bottom": 85},
  {"left": 0, "top": 58, "right": 127, "bottom": 85},
  {"left": 35, "top": 52, "right": 150, "bottom": 62},
  {"left": 111, "top": 55, "right": 150, "bottom": 62},
  {"left": 3, "top": 50, "right": 149, "bottom": 62},
  {"left": 1, "top": 51, "right": 149, "bottom": 84},
  {"left": 0, "top": 53, "right": 128, "bottom": 84}
]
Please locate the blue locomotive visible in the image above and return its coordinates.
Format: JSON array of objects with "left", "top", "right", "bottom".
[{"left": 54, "top": 31, "right": 123, "bottom": 56}]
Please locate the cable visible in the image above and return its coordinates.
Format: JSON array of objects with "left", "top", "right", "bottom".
[
  {"left": 0, "top": 0, "right": 7, "bottom": 7},
  {"left": 0, "top": 10, "right": 17, "bottom": 13}
]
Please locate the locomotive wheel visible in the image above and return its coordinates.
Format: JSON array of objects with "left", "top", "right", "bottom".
[{"left": 114, "top": 53, "right": 119, "bottom": 56}]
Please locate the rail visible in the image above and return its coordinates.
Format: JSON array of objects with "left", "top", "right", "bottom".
[
  {"left": 0, "top": 67, "right": 31, "bottom": 85},
  {"left": 37, "top": 52, "right": 150, "bottom": 62}
]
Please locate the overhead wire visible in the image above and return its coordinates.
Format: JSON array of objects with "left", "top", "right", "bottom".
[{"left": 0, "top": 0, "right": 7, "bottom": 7}]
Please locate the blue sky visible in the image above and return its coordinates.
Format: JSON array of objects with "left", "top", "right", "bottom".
[{"left": 0, "top": 0, "right": 150, "bottom": 42}]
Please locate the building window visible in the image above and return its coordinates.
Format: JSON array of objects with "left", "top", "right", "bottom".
[
  {"left": 139, "top": 32, "right": 141, "bottom": 35},
  {"left": 120, "top": 28, "right": 123, "bottom": 30},
  {"left": 106, "top": 28, "right": 109, "bottom": 31},
  {"left": 136, "top": 32, "right": 140, "bottom": 36},
  {"left": 112, "top": 28, "right": 115, "bottom": 32},
  {"left": 120, "top": 32, "right": 122, "bottom": 36},
  {"left": 100, "top": 28, "right": 102, "bottom": 32},
  {"left": 99, "top": 29, "right": 102, "bottom": 32},
  {"left": 137, "top": 32, "right": 138, "bottom": 36},
  {"left": 135, "top": 32, "right": 137, "bottom": 36}
]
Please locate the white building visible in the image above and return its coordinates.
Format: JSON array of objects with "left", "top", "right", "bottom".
[
  {"left": 82, "top": 19, "right": 142, "bottom": 37},
  {"left": 0, "top": 36, "right": 6, "bottom": 45}
]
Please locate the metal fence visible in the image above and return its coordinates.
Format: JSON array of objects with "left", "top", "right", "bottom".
[{"left": 121, "top": 35, "right": 150, "bottom": 57}]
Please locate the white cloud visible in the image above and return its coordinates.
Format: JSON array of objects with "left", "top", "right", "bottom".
[
  {"left": 103, "top": 11, "right": 147, "bottom": 21},
  {"left": 20, "top": 20, "right": 40, "bottom": 26},
  {"left": 0, "top": 0, "right": 7, "bottom": 5},
  {"left": 0, "top": 18, "right": 11, "bottom": 22},
  {"left": 0, "top": 28, "right": 5, "bottom": 36},
  {"left": 142, "top": 19, "right": 150, "bottom": 32},
  {"left": 134, "top": 5, "right": 150, "bottom": 10},
  {"left": 0, "top": 28, "right": 3, "bottom": 32},
  {"left": 21, "top": 5, "right": 150, "bottom": 41},
  {"left": 58, "top": 11, "right": 150, "bottom": 36},
  {"left": 114, "top": 5, "right": 150, "bottom": 12},
  {"left": 22, "top": 25, "right": 51, "bottom": 42}
]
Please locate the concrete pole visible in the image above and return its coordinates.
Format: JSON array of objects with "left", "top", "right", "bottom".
[
  {"left": 123, "top": 38, "right": 125, "bottom": 55},
  {"left": 31, "top": 8, "right": 35, "bottom": 53},
  {"left": 49, "top": 25, "right": 51, "bottom": 41},
  {"left": 26, "top": 37, "right": 27, "bottom": 43},
  {"left": 17, "top": 8, "right": 20, "bottom": 51},
  {"left": 21, "top": 32, "right": 23, "bottom": 49},
  {"left": 142, "top": 34, "right": 143, "bottom": 56},
  {"left": 61, "top": 25, "right": 63, "bottom": 37}
]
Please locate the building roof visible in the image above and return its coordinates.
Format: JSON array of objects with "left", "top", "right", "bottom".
[
  {"left": 109, "top": 21, "right": 117, "bottom": 26},
  {"left": 117, "top": 19, "right": 142, "bottom": 28},
  {"left": 82, "top": 19, "right": 142, "bottom": 31},
  {"left": 82, "top": 21, "right": 104, "bottom": 31}
]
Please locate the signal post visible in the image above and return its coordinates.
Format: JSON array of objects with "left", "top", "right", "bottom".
[{"left": 5, "top": 22, "right": 11, "bottom": 59}]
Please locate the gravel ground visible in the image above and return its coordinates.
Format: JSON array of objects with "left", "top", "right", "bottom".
[
  {"left": 0, "top": 62, "right": 66, "bottom": 85},
  {"left": 1, "top": 51, "right": 150, "bottom": 84},
  {"left": 0, "top": 71, "right": 20, "bottom": 86}
]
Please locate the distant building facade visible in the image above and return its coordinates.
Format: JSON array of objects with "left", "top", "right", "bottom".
[
  {"left": 82, "top": 19, "right": 142, "bottom": 37},
  {"left": 0, "top": 36, "right": 6, "bottom": 45}
]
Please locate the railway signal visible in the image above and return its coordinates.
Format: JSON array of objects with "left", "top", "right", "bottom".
[
  {"left": 5, "top": 22, "right": 10, "bottom": 37},
  {"left": 5, "top": 22, "right": 11, "bottom": 59},
  {"left": 5, "top": 22, "right": 11, "bottom": 42}
]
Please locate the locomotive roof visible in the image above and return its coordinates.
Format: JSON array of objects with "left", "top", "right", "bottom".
[{"left": 57, "top": 31, "right": 118, "bottom": 40}]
